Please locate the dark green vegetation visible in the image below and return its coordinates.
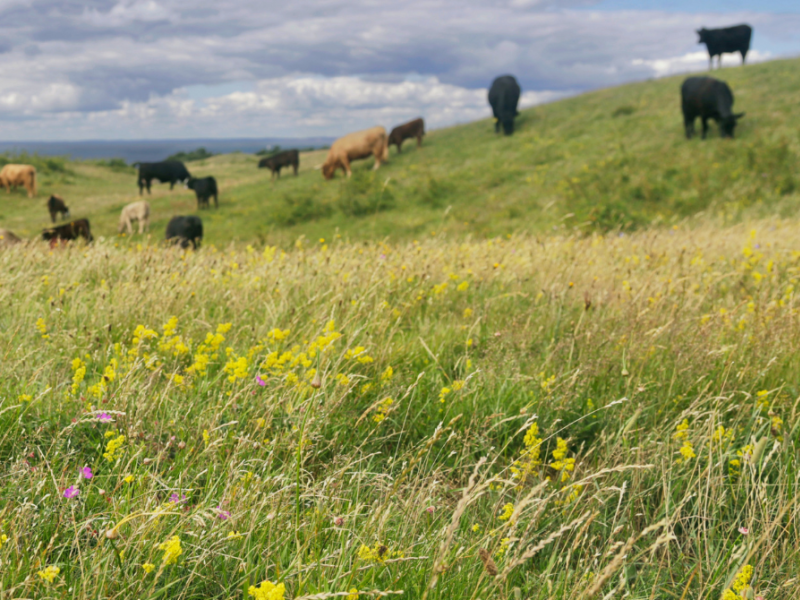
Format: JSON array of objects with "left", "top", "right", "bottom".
[
  {"left": 166, "top": 147, "right": 215, "bottom": 162},
  {"left": 0, "top": 58, "right": 798, "bottom": 246}
]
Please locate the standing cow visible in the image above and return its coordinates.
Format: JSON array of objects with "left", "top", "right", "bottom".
[
  {"left": 321, "top": 127, "right": 389, "bottom": 179},
  {"left": 488, "top": 75, "right": 521, "bottom": 136},
  {"left": 134, "top": 160, "right": 191, "bottom": 195},
  {"left": 681, "top": 77, "right": 745, "bottom": 139},
  {"left": 258, "top": 150, "right": 299, "bottom": 179},
  {"left": 0, "top": 164, "right": 37, "bottom": 197},
  {"left": 118, "top": 200, "right": 150, "bottom": 234},
  {"left": 187, "top": 176, "right": 218, "bottom": 209},
  {"left": 47, "top": 195, "right": 70, "bottom": 223},
  {"left": 388, "top": 118, "right": 425, "bottom": 153},
  {"left": 697, "top": 24, "right": 752, "bottom": 69}
]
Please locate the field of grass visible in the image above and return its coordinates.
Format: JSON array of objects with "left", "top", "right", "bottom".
[
  {"left": 2, "top": 218, "right": 800, "bottom": 599},
  {"left": 1, "top": 58, "right": 800, "bottom": 246}
]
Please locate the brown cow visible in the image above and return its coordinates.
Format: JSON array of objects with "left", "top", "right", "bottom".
[
  {"left": 321, "top": 126, "right": 389, "bottom": 179},
  {"left": 42, "top": 219, "right": 93, "bottom": 244},
  {"left": 47, "top": 195, "right": 70, "bottom": 223},
  {"left": 0, "top": 164, "right": 37, "bottom": 197},
  {"left": 0, "top": 229, "right": 21, "bottom": 246},
  {"left": 388, "top": 117, "right": 425, "bottom": 153}
]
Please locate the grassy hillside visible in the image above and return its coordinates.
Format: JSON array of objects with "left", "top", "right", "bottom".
[
  {"left": 1, "top": 58, "right": 800, "bottom": 247},
  {"left": 2, "top": 221, "right": 799, "bottom": 599}
]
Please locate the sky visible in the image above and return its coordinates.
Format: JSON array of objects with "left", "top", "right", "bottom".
[{"left": 0, "top": 0, "right": 797, "bottom": 141}]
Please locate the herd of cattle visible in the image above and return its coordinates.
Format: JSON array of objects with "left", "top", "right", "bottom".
[{"left": 0, "top": 23, "right": 753, "bottom": 248}]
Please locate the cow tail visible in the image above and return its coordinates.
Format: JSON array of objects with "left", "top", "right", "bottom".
[{"left": 382, "top": 136, "right": 389, "bottom": 161}]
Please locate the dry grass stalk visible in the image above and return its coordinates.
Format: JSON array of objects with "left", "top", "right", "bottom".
[
  {"left": 295, "top": 591, "right": 405, "bottom": 600},
  {"left": 478, "top": 548, "right": 498, "bottom": 577},
  {"left": 498, "top": 510, "right": 592, "bottom": 582}
]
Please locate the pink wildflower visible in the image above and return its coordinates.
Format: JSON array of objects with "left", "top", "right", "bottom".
[
  {"left": 256, "top": 375, "right": 267, "bottom": 387},
  {"left": 97, "top": 413, "right": 112, "bottom": 423},
  {"left": 739, "top": 527, "right": 749, "bottom": 535},
  {"left": 426, "top": 506, "right": 435, "bottom": 514},
  {"left": 81, "top": 467, "right": 93, "bottom": 479},
  {"left": 63, "top": 486, "right": 80, "bottom": 499},
  {"left": 217, "top": 506, "right": 231, "bottom": 520}
]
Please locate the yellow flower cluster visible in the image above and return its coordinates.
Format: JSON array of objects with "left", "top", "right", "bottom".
[
  {"left": 248, "top": 580, "right": 285, "bottom": 600},
  {"left": 729, "top": 444, "right": 754, "bottom": 478},
  {"left": 142, "top": 563, "right": 155, "bottom": 574},
  {"left": 498, "top": 502, "right": 514, "bottom": 521},
  {"left": 223, "top": 355, "right": 248, "bottom": 383},
  {"left": 36, "top": 317, "right": 49, "bottom": 340},
  {"left": 673, "top": 419, "right": 689, "bottom": 441},
  {"left": 373, "top": 397, "right": 393, "bottom": 423},
  {"left": 550, "top": 438, "right": 575, "bottom": 482},
  {"left": 345, "top": 346, "right": 374, "bottom": 364},
  {"left": 158, "top": 535, "right": 182, "bottom": 565},
  {"left": 158, "top": 316, "right": 189, "bottom": 357},
  {"left": 511, "top": 421, "right": 543, "bottom": 483},
  {"left": 357, "top": 542, "right": 402, "bottom": 563},
  {"left": 722, "top": 564, "right": 753, "bottom": 600},
  {"left": 37, "top": 565, "right": 60, "bottom": 583},
  {"left": 88, "top": 358, "right": 118, "bottom": 399},
  {"left": 71, "top": 358, "right": 86, "bottom": 395},
  {"left": 103, "top": 434, "right": 125, "bottom": 462},
  {"left": 347, "top": 589, "right": 359, "bottom": 600}
]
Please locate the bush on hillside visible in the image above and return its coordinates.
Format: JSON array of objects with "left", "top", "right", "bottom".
[
  {"left": 335, "top": 171, "right": 395, "bottom": 216},
  {"left": 0, "top": 152, "right": 71, "bottom": 175},
  {"left": 166, "top": 147, "right": 214, "bottom": 162},
  {"left": 95, "top": 158, "right": 134, "bottom": 172}
]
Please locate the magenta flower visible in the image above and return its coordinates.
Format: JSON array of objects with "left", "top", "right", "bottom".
[
  {"left": 81, "top": 467, "right": 93, "bottom": 479},
  {"left": 63, "top": 486, "right": 80, "bottom": 499},
  {"left": 97, "top": 412, "right": 112, "bottom": 423},
  {"left": 169, "top": 493, "right": 187, "bottom": 504},
  {"left": 217, "top": 506, "right": 231, "bottom": 520},
  {"left": 426, "top": 506, "right": 435, "bottom": 515},
  {"left": 256, "top": 375, "right": 267, "bottom": 387}
]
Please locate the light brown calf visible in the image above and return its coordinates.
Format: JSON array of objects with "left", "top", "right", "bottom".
[
  {"left": 118, "top": 200, "right": 150, "bottom": 234},
  {"left": 0, "top": 164, "right": 37, "bottom": 197},
  {"left": 321, "top": 126, "right": 389, "bottom": 179}
]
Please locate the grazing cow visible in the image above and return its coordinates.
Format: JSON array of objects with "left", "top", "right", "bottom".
[
  {"left": 258, "top": 149, "right": 299, "bottom": 179},
  {"left": 186, "top": 176, "right": 218, "bottom": 209},
  {"left": 47, "top": 194, "right": 70, "bottom": 223},
  {"left": 488, "top": 75, "right": 521, "bottom": 136},
  {"left": 0, "top": 229, "right": 21, "bottom": 246},
  {"left": 118, "top": 200, "right": 150, "bottom": 234},
  {"left": 166, "top": 215, "right": 203, "bottom": 249},
  {"left": 697, "top": 24, "right": 752, "bottom": 69},
  {"left": 134, "top": 160, "right": 191, "bottom": 195},
  {"left": 42, "top": 219, "right": 93, "bottom": 243},
  {"left": 0, "top": 164, "right": 37, "bottom": 197},
  {"left": 321, "top": 127, "right": 389, "bottom": 179},
  {"left": 681, "top": 76, "right": 745, "bottom": 139},
  {"left": 388, "top": 118, "right": 425, "bottom": 153}
]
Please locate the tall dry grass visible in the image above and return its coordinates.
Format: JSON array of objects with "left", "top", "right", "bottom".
[{"left": 1, "top": 220, "right": 799, "bottom": 599}]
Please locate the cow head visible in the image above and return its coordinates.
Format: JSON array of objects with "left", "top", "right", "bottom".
[
  {"left": 185, "top": 177, "right": 195, "bottom": 190},
  {"left": 720, "top": 113, "right": 745, "bottom": 138},
  {"left": 322, "top": 162, "right": 336, "bottom": 180},
  {"left": 696, "top": 28, "right": 709, "bottom": 43},
  {"left": 42, "top": 229, "right": 55, "bottom": 241}
]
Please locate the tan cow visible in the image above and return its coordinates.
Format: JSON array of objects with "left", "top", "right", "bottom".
[
  {"left": 118, "top": 200, "right": 150, "bottom": 234},
  {"left": 321, "top": 126, "right": 389, "bottom": 179},
  {"left": 0, "top": 164, "right": 37, "bottom": 197},
  {"left": 0, "top": 228, "right": 21, "bottom": 246}
]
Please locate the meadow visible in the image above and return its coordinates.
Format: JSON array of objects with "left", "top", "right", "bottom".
[
  {"left": 1, "top": 58, "right": 799, "bottom": 247},
  {"left": 2, "top": 218, "right": 800, "bottom": 599}
]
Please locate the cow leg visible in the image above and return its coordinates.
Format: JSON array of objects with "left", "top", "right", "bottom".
[
  {"left": 293, "top": 163, "right": 298, "bottom": 176},
  {"left": 138, "top": 219, "right": 144, "bottom": 235},
  {"left": 50, "top": 211, "right": 56, "bottom": 224},
  {"left": 417, "top": 134, "right": 422, "bottom": 148},
  {"left": 213, "top": 193, "right": 218, "bottom": 208},
  {"left": 146, "top": 180, "right": 152, "bottom": 194},
  {"left": 277, "top": 167, "right": 282, "bottom": 179},
  {"left": 709, "top": 55, "right": 713, "bottom": 71},
  {"left": 741, "top": 50, "right": 748, "bottom": 65},
  {"left": 701, "top": 118, "right": 709, "bottom": 139},
  {"left": 341, "top": 157, "right": 351, "bottom": 178},
  {"left": 396, "top": 141, "right": 402, "bottom": 154},
  {"left": 684, "top": 114, "right": 694, "bottom": 139}
]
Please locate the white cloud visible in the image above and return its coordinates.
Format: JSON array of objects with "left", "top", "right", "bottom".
[
  {"left": 83, "top": 0, "right": 175, "bottom": 28},
  {"left": 632, "top": 49, "right": 773, "bottom": 78}
]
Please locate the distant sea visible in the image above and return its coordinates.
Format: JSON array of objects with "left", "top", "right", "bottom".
[{"left": 0, "top": 137, "right": 335, "bottom": 164}]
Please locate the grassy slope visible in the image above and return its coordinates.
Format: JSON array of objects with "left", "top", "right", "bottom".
[{"left": 1, "top": 58, "right": 799, "bottom": 247}]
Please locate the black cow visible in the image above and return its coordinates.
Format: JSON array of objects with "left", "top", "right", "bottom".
[
  {"left": 388, "top": 118, "right": 425, "bottom": 152},
  {"left": 166, "top": 215, "right": 203, "bottom": 249},
  {"left": 488, "top": 75, "right": 521, "bottom": 135},
  {"left": 697, "top": 24, "right": 752, "bottom": 69},
  {"left": 47, "top": 194, "right": 70, "bottom": 223},
  {"left": 258, "top": 150, "right": 299, "bottom": 179},
  {"left": 187, "top": 176, "right": 218, "bottom": 209},
  {"left": 135, "top": 160, "right": 191, "bottom": 195},
  {"left": 681, "top": 77, "right": 745, "bottom": 139},
  {"left": 42, "top": 219, "right": 93, "bottom": 243}
]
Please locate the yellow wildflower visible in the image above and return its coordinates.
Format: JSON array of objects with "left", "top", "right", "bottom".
[
  {"left": 142, "top": 563, "right": 155, "bottom": 574},
  {"left": 678, "top": 441, "right": 696, "bottom": 462},
  {"left": 37, "top": 566, "right": 60, "bottom": 583},
  {"left": 673, "top": 419, "right": 689, "bottom": 441},
  {"left": 36, "top": 318, "right": 49, "bottom": 340},
  {"left": 158, "top": 535, "right": 182, "bottom": 565},
  {"left": 381, "top": 366, "right": 394, "bottom": 382},
  {"left": 499, "top": 503, "right": 514, "bottom": 521},
  {"left": 248, "top": 580, "right": 285, "bottom": 600},
  {"left": 103, "top": 435, "right": 125, "bottom": 462},
  {"left": 347, "top": 589, "right": 359, "bottom": 600}
]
